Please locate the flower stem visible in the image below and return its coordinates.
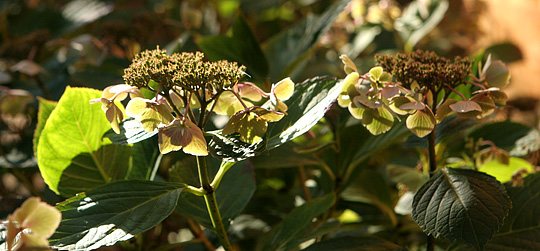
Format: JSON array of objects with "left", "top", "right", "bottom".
[
  {"left": 196, "top": 156, "right": 233, "bottom": 250},
  {"left": 426, "top": 124, "right": 437, "bottom": 251}
]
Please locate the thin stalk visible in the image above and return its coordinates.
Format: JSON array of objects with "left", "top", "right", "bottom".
[
  {"left": 426, "top": 123, "right": 438, "bottom": 251},
  {"left": 187, "top": 218, "right": 216, "bottom": 251},
  {"left": 298, "top": 165, "right": 312, "bottom": 201},
  {"left": 196, "top": 156, "right": 233, "bottom": 250}
]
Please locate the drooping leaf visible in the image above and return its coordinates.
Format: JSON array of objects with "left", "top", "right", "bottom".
[
  {"left": 198, "top": 13, "right": 268, "bottom": 81},
  {"left": 262, "top": 193, "right": 335, "bottom": 251},
  {"left": 412, "top": 168, "right": 511, "bottom": 250},
  {"left": 264, "top": 0, "right": 350, "bottom": 81},
  {"left": 485, "top": 173, "right": 540, "bottom": 250},
  {"left": 303, "top": 235, "right": 404, "bottom": 251},
  {"left": 50, "top": 181, "right": 184, "bottom": 250},
  {"left": 37, "top": 87, "right": 131, "bottom": 197},
  {"left": 33, "top": 97, "right": 58, "bottom": 153},
  {"left": 266, "top": 76, "right": 342, "bottom": 149},
  {"left": 173, "top": 160, "right": 256, "bottom": 230}
]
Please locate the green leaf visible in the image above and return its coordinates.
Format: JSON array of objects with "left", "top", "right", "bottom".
[
  {"left": 264, "top": 0, "right": 350, "bottom": 81},
  {"left": 267, "top": 76, "right": 342, "bottom": 149},
  {"left": 198, "top": 14, "right": 268, "bottom": 81},
  {"left": 173, "top": 160, "right": 256, "bottom": 230},
  {"left": 412, "top": 168, "right": 511, "bottom": 250},
  {"left": 103, "top": 117, "right": 158, "bottom": 145},
  {"left": 303, "top": 235, "right": 404, "bottom": 251},
  {"left": 33, "top": 97, "right": 57, "bottom": 153},
  {"left": 250, "top": 142, "right": 321, "bottom": 168},
  {"left": 405, "top": 115, "right": 477, "bottom": 148},
  {"left": 468, "top": 121, "right": 534, "bottom": 151},
  {"left": 485, "top": 173, "right": 540, "bottom": 250},
  {"left": 37, "top": 87, "right": 131, "bottom": 197},
  {"left": 50, "top": 180, "right": 184, "bottom": 250},
  {"left": 509, "top": 128, "right": 540, "bottom": 156},
  {"left": 262, "top": 193, "right": 335, "bottom": 251},
  {"left": 127, "top": 136, "right": 159, "bottom": 180},
  {"left": 478, "top": 157, "right": 534, "bottom": 183}
]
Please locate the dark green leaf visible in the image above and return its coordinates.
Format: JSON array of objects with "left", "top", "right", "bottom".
[
  {"left": 173, "top": 160, "right": 256, "bottom": 230},
  {"left": 484, "top": 42, "right": 523, "bottom": 64},
  {"left": 262, "top": 193, "right": 335, "bottom": 251},
  {"left": 37, "top": 87, "right": 131, "bottom": 197},
  {"left": 250, "top": 142, "right": 321, "bottom": 168},
  {"left": 468, "top": 121, "right": 534, "bottom": 150},
  {"left": 485, "top": 173, "right": 540, "bottom": 250},
  {"left": 303, "top": 235, "right": 403, "bottom": 251},
  {"left": 50, "top": 180, "right": 184, "bottom": 250},
  {"left": 198, "top": 14, "right": 268, "bottom": 81},
  {"left": 126, "top": 136, "right": 159, "bottom": 180},
  {"left": 264, "top": 0, "right": 350, "bottom": 81},
  {"left": 267, "top": 76, "right": 342, "bottom": 149},
  {"left": 412, "top": 168, "right": 511, "bottom": 249},
  {"left": 405, "top": 116, "right": 477, "bottom": 148},
  {"left": 103, "top": 117, "right": 158, "bottom": 145}
]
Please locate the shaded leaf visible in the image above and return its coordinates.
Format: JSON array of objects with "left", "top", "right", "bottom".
[
  {"left": 50, "top": 181, "right": 184, "bottom": 250},
  {"left": 37, "top": 87, "right": 131, "bottom": 197},
  {"left": 262, "top": 193, "right": 335, "bottom": 251},
  {"left": 468, "top": 121, "right": 534, "bottom": 151},
  {"left": 264, "top": 0, "right": 350, "bottom": 81},
  {"left": 266, "top": 76, "right": 342, "bottom": 149},
  {"left": 208, "top": 131, "right": 267, "bottom": 162},
  {"left": 126, "top": 136, "right": 159, "bottom": 180},
  {"left": 412, "top": 168, "right": 511, "bottom": 249},
  {"left": 198, "top": 14, "right": 268, "bottom": 81},
  {"left": 485, "top": 173, "right": 540, "bottom": 250}
]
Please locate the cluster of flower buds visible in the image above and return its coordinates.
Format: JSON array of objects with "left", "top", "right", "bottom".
[
  {"left": 339, "top": 50, "right": 510, "bottom": 137},
  {"left": 91, "top": 48, "right": 294, "bottom": 155}
]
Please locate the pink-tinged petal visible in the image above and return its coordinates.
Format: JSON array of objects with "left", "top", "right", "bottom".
[
  {"left": 6, "top": 216, "right": 19, "bottom": 251},
  {"left": 158, "top": 122, "right": 183, "bottom": 154},
  {"left": 125, "top": 97, "right": 151, "bottom": 118},
  {"left": 399, "top": 102, "right": 426, "bottom": 110},
  {"left": 381, "top": 85, "right": 400, "bottom": 98},
  {"left": 237, "top": 83, "right": 264, "bottom": 102},
  {"left": 449, "top": 101, "right": 482, "bottom": 113},
  {"left": 19, "top": 232, "right": 50, "bottom": 249},
  {"left": 12, "top": 197, "right": 61, "bottom": 239}
]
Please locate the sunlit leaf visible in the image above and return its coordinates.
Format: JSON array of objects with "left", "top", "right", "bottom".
[
  {"left": 479, "top": 157, "right": 534, "bottom": 183},
  {"left": 37, "top": 87, "right": 131, "bottom": 197},
  {"left": 412, "top": 168, "right": 511, "bottom": 250},
  {"left": 34, "top": 98, "right": 58, "bottom": 153},
  {"left": 50, "top": 181, "right": 184, "bottom": 250}
]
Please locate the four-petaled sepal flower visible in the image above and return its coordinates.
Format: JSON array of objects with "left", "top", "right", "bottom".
[
  {"left": 158, "top": 117, "right": 208, "bottom": 155},
  {"left": 89, "top": 84, "right": 139, "bottom": 134},
  {"left": 125, "top": 96, "right": 174, "bottom": 132},
  {"left": 222, "top": 107, "right": 284, "bottom": 144}
]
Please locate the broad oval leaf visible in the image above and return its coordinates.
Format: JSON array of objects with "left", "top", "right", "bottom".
[
  {"left": 266, "top": 76, "right": 342, "bottom": 149},
  {"left": 50, "top": 180, "right": 184, "bottom": 250},
  {"left": 37, "top": 87, "right": 131, "bottom": 197},
  {"left": 412, "top": 168, "right": 511, "bottom": 250},
  {"left": 208, "top": 131, "right": 267, "bottom": 162}
]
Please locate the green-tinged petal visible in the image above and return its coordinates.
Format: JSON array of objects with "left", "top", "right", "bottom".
[
  {"left": 158, "top": 121, "right": 183, "bottom": 154},
  {"left": 483, "top": 59, "right": 511, "bottom": 89},
  {"left": 20, "top": 232, "right": 50, "bottom": 249},
  {"left": 390, "top": 96, "right": 414, "bottom": 115},
  {"left": 340, "top": 54, "right": 358, "bottom": 74},
  {"left": 223, "top": 111, "right": 245, "bottom": 135},
  {"left": 369, "top": 66, "right": 383, "bottom": 81},
  {"left": 400, "top": 101, "right": 426, "bottom": 110},
  {"left": 238, "top": 83, "right": 263, "bottom": 102},
  {"left": 348, "top": 102, "right": 364, "bottom": 119},
  {"left": 365, "top": 107, "right": 394, "bottom": 135},
  {"left": 239, "top": 113, "right": 267, "bottom": 144},
  {"left": 214, "top": 92, "right": 251, "bottom": 116},
  {"left": 406, "top": 108, "right": 436, "bottom": 138},
  {"left": 272, "top": 77, "right": 295, "bottom": 101},
  {"left": 471, "top": 93, "right": 497, "bottom": 118},
  {"left": 341, "top": 72, "right": 359, "bottom": 94},
  {"left": 252, "top": 107, "right": 284, "bottom": 122},
  {"left": 13, "top": 197, "right": 61, "bottom": 238},
  {"left": 126, "top": 97, "right": 149, "bottom": 118},
  {"left": 435, "top": 99, "right": 458, "bottom": 122}
]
